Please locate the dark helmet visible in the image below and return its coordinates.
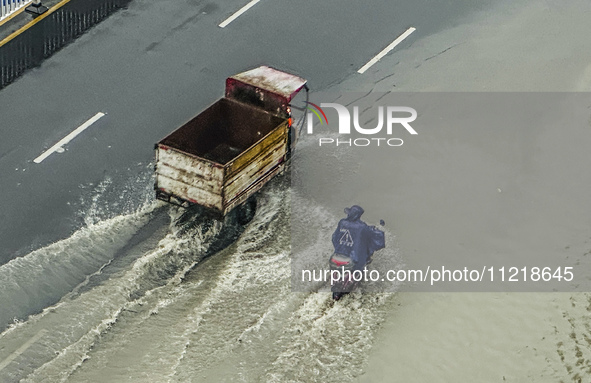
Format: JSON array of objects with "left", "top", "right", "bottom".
[{"left": 344, "top": 205, "right": 364, "bottom": 221}]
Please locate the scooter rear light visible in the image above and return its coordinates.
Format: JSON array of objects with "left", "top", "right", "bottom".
[{"left": 331, "top": 259, "right": 350, "bottom": 267}]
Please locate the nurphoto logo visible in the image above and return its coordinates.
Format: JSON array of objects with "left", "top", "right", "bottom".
[{"left": 304, "top": 102, "right": 418, "bottom": 147}]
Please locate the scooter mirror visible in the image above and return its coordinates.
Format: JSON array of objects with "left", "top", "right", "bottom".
[{"left": 379, "top": 219, "right": 385, "bottom": 226}]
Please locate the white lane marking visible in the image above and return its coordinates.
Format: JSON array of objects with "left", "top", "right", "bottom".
[
  {"left": 219, "top": 0, "right": 260, "bottom": 28},
  {"left": 33, "top": 112, "right": 105, "bottom": 164},
  {"left": 357, "top": 27, "right": 416, "bottom": 74},
  {"left": 0, "top": 329, "right": 48, "bottom": 371}
]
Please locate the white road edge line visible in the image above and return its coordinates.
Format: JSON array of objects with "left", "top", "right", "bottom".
[
  {"left": 219, "top": 0, "right": 260, "bottom": 28},
  {"left": 357, "top": 27, "right": 416, "bottom": 74},
  {"left": 33, "top": 112, "right": 105, "bottom": 164},
  {"left": 0, "top": 329, "right": 48, "bottom": 371}
]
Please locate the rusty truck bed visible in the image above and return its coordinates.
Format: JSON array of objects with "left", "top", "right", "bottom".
[
  {"left": 155, "top": 98, "right": 289, "bottom": 215},
  {"left": 154, "top": 66, "right": 307, "bottom": 217}
]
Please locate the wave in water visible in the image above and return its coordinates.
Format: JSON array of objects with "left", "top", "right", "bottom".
[{"left": 1, "top": 172, "right": 403, "bottom": 383}]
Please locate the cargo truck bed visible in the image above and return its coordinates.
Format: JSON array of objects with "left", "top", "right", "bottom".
[
  {"left": 159, "top": 98, "right": 285, "bottom": 165},
  {"left": 154, "top": 66, "right": 307, "bottom": 217},
  {"left": 155, "top": 98, "right": 289, "bottom": 215}
]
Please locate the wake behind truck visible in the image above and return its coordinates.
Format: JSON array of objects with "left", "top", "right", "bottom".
[{"left": 154, "top": 66, "right": 307, "bottom": 217}]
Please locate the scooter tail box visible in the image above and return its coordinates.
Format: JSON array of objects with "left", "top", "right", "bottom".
[{"left": 329, "top": 253, "right": 354, "bottom": 271}]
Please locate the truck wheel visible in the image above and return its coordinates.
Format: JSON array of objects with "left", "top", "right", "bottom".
[{"left": 237, "top": 196, "right": 257, "bottom": 225}]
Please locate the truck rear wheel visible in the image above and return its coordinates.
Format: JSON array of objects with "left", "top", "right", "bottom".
[{"left": 236, "top": 196, "right": 257, "bottom": 225}]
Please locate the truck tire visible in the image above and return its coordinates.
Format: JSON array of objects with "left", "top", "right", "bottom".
[{"left": 236, "top": 196, "right": 257, "bottom": 225}]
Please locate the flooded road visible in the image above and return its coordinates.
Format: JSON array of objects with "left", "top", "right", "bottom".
[
  {"left": 1, "top": 0, "right": 591, "bottom": 381},
  {"left": 0, "top": 174, "right": 398, "bottom": 382}
]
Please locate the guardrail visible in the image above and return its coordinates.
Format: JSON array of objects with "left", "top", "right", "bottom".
[
  {"left": 1, "top": 0, "right": 33, "bottom": 21},
  {"left": 1, "top": 0, "right": 133, "bottom": 90}
]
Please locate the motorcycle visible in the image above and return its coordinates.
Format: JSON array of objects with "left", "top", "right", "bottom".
[{"left": 329, "top": 220, "right": 385, "bottom": 301}]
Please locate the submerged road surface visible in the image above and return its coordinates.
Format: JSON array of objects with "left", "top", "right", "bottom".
[
  {"left": 3, "top": 0, "right": 591, "bottom": 382},
  {"left": 0, "top": 0, "right": 494, "bottom": 264}
]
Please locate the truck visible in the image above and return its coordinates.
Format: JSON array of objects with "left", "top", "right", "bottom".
[{"left": 154, "top": 66, "right": 308, "bottom": 217}]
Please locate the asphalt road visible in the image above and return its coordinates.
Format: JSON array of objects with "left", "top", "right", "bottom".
[
  {"left": 0, "top": 0, "right": 495, "bottom": 264},
  {"left": 3, "top": 2, "right": 591, "bottom": 382}
]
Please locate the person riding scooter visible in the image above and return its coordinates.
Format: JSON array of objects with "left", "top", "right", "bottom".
[{"left": 330, "top": 205, "right": 385, "bottom": 300}]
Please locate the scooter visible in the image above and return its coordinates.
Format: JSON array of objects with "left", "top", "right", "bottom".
[{"left": 329, "top": 220, "right": 385, "bottom": 301}]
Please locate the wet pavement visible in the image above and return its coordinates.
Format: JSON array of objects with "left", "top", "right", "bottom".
[
  {"left": 0, "top": 0, "right": 494, "bottom": 264},
  {"left": 1, "top": 0, "right": 133, "bottom": 89}
]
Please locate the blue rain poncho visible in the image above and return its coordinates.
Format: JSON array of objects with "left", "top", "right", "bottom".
[{"left": 331, "top": 205, "right": 385, "bottom": 270}]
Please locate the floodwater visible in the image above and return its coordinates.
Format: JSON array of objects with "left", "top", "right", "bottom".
[
  {"left": 0, "top": 172, "right": 399, "bottom": 382},
  {"left": 2, "top": 0, "right": 591, "bottom": 382}
]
